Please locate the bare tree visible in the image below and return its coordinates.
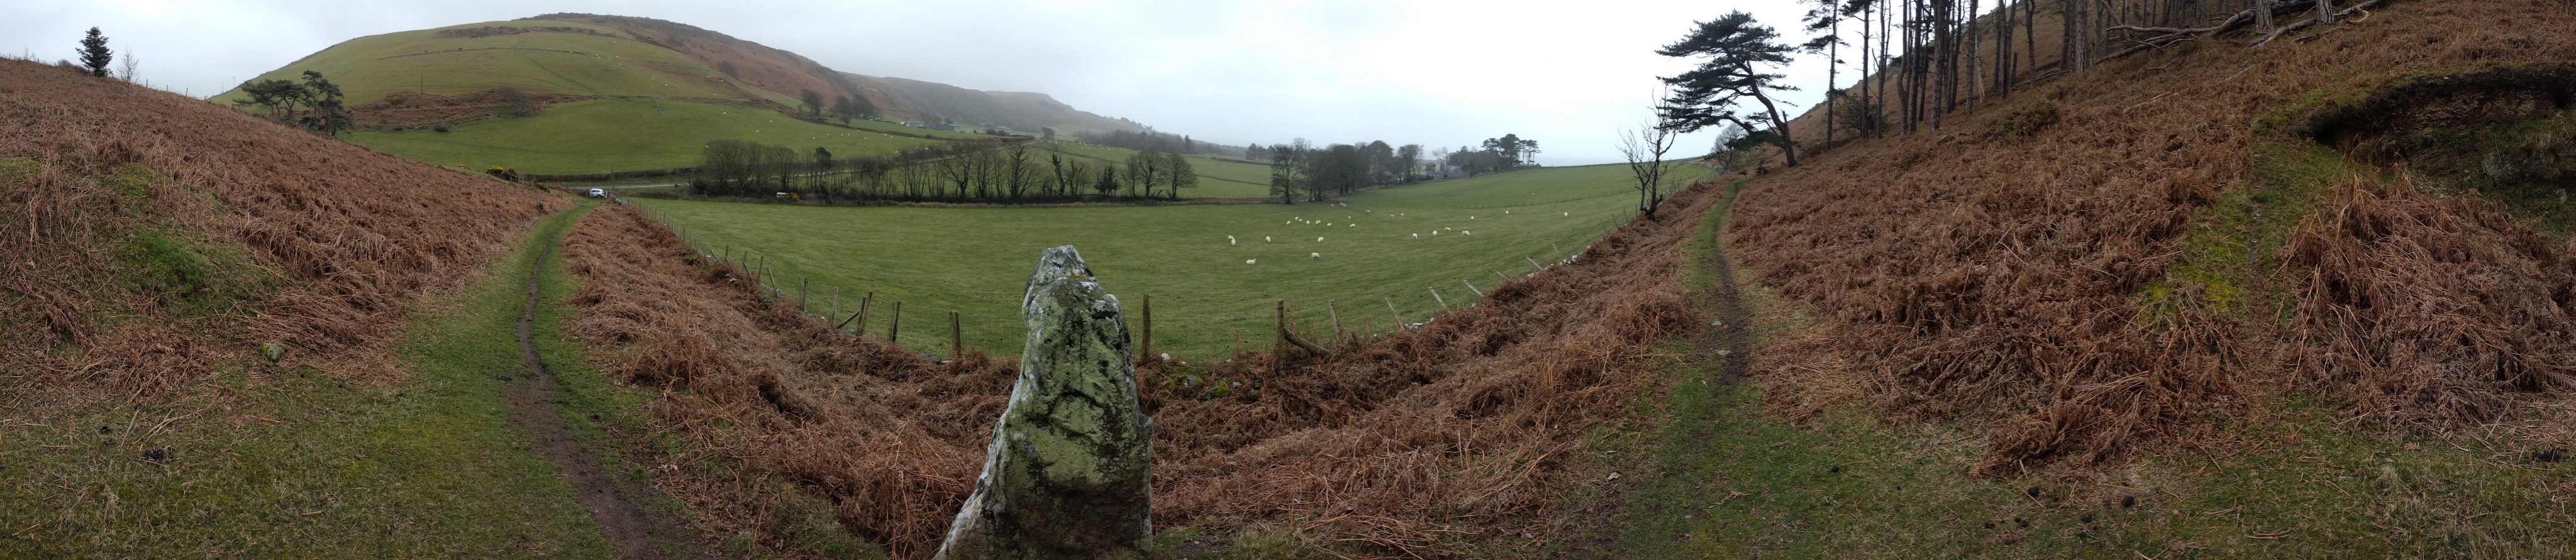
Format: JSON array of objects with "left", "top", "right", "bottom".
[
  {"left": 1621, "top": 114, "right": 1682, "bottom": 217},
  {"left": 116, "top": 49, "right": 138, "bottom": 82}
]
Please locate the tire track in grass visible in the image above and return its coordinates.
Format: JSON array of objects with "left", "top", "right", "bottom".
[{"left": 504, "top": 211, "right": 702, "bottom": 559}]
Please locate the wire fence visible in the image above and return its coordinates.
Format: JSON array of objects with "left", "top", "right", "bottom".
[{"left": 607, "top": 193, "right": 1632, "bottom": 363}]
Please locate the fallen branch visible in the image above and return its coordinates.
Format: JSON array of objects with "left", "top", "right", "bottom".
[{"left": 2252, "top": 1, "right": 2396, "bottom": 47}]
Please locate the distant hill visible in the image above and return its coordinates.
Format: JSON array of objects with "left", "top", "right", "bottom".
[
  {"left": 213, "top": 14, "right": 1150, "bottom": 173},
  {"left": 523, "top": 14, "right": 1145, "bottom": 135}
]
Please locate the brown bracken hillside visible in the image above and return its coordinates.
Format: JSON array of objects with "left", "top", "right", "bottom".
[
  {"left": 1732, "top": 0, "right": 2576, "bottom": 474},
  {"left": 0, "top": 58, "right": 566, "bottom": 405}
]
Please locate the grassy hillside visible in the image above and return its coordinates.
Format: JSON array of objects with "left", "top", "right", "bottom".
[
  {"left": 213, "top": 21, "right": 741, "bottom": 104},
  {"left": 629, "top": 163, "right": 1708, "bottom": 359},
  {"left": 351, "top": 99, "right": 963, "bottom": 173},
  {"left": 213, "top": 19, "right": 1002, "bottom": 175}
]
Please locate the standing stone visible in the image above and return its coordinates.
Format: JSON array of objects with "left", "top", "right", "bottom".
[{"left": 934, "top": 246, "right": 1153, "bottom": 560}]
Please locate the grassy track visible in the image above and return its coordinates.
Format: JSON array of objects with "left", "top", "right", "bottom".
[
  {"left": 0, "top": 207, "right": 616, "bottom": 558},
  {"left": 352, "top": 99, "right": 964, "bottom": 173},
  {"left": 630, "top": 163, "right": 1709, "bottom": 360}
]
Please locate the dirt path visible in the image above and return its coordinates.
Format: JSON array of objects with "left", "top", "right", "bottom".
[
  {"left": 1702, "top": 228, "right": 1755, "bottom": 387},
  {"left": 504, "top": 228, "right": 702, "bottom": 559}
]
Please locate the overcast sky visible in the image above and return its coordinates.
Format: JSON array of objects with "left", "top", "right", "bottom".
[{"left": 8, "top": 0, "right": 1841, "bottom": 165}]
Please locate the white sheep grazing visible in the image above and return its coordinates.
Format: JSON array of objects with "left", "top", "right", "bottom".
[
  {"left": 1316, "top": 237, "right": 1324, "bottom": 242},
  {"left": 1229, "top": 236, "right": 1237, "bottom": 246},
  {"left": 1431, "top": 231, "right": 1438, "bottom": 236},
  {"left": 1563, "top": 212, "right": 1568, "bottom": 216},
  {"left": 1462, "top": 231, "right": 1470, "bottom": 235},
  {"left": 1412, "top": 233, "right": 1419, "bottom": 239},
  {"left": 1309, "top": 252, "right": 1320, "bottom": 260},
  {"left": 1246, "top": 259, "right": 1257, "bottom": 264},
  {"left": 1265, "top": 236, "right": 1272, "bottom": 242},
  {"left": 1470, "top": 216, "right": 1476, "bottom": 220},
  {"left": 1349, "top": 224, "right": 1356, "bottom": 228},
  {"left": 1445, "top": 227, "right": 1453, "bottom": 231}
]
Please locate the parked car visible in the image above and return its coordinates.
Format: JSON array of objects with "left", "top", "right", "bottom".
[{"left": 587, "top": 188, "right": 607, "bottom": 198}]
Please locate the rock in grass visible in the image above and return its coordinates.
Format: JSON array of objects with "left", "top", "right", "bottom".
[{"left": 935, "top": 245, "right": 1152, "bottom": 560}]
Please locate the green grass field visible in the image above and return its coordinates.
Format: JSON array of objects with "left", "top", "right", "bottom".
[
  {"left": 352, "top": 99, "right": 964, "bottom": 173},
  {"left": 630, "top": 163, "right": 1710, "bottom": 360}
]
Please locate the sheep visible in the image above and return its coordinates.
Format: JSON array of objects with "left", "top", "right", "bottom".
[
  {"left": 1228, "top": 235, "right": 1237, "bottom": 246},
  {"left": 1462, "top": 231, "right": 1470, "bottom": 235},
  {"left": 1246, "top": 259, "right": 1257, "bottom": 264},
  {"left": 1349, "top": 224, "right": 1356, "bottom": 228},
  {"left": 1316, "top": 237, "right": 1324, "bottom": 242},
  {"left": 1265, "top": 236, "right": 1272, "bottom": 242},
  {"left": 1309, "top": 252, "right": 1320, "bottom": 260},
  {"left": 1412, "top": 233, "right": 1419, "bottom": 239}
]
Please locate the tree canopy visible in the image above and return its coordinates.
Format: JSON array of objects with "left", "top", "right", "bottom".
[{"left": 1657, "top": 11, "right": 1801, "bottom": 167}]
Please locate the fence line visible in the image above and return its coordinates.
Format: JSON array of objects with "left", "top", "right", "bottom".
[{"left": 609, "top": 193, "right": 1623, "bottom": 363}]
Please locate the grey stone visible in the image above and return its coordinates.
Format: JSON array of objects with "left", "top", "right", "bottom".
[{"left": 933, "top": 246, "right": 1153, "bottom": 560}]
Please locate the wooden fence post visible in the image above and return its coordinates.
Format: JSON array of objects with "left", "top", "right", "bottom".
[
  {"left": 1274, "top": 300, "right": 1286, "bottom": 374},
  {"left": 799, "top": 278, "right": 810, "bottom": 316},
  {"left": 858, "top": 292, "right": 872, "bottom": 335},
  {"left": 1327, "top": 299, "right": 1341, "bottom": 341},
  {"left": 1385, "top": 295, "right": 1403, "bottom": 330},
  {"left": 1139, "top": 294, "right": 1153, "bottom": 361},
  {"left": 1552, "top": 242, "right": 1563, "bottom": 261},
  {"left": 1429, "top": 288, "right": 1449, "bottom": 312},
  {"left": 1526, "top": 256, "right": 1545, "bottom": 273},
  {"left": 830, "top": 287, "right": 840, "bottom": 323},
  {"left": 889, "top": 302, "right": 901, "bottom": 343},
  {"left": 1496, "top": 270, "right": 1513, "bottom": 283},
  {"left": 950, "top": 310, "right": 963, "bottom": 363}
]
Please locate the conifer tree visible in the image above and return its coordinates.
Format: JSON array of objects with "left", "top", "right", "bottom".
[{"left": 77, "top": 28, "right": 112, "bottom": 77}]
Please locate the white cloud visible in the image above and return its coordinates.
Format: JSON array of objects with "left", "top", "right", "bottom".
[{"left": 6, "top": 0, "right": 1848, "bottom": 164}]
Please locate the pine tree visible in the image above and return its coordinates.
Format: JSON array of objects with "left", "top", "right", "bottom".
[{"left": 77, "top": 28, "right": 112, "bottom": 77}]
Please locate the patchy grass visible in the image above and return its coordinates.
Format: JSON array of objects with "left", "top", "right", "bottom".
[
  {"left": 629, "top": 163, "right": 1707, "bottom": 360},
  {"left": 0, "top": 207, "right": 615, "bottom": 557}
]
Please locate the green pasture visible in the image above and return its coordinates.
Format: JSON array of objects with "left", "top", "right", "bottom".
[
  {"left": 1030, "top": 141, "right": 1277, "bottom": 199},
  {"left": 629, "top": 163, "right": 1710, "bottom": 360},
  {"left": 350, "top": 99, "right": 961, "bottom": 174}
]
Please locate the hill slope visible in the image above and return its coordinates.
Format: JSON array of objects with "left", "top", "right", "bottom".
[
  {"left": 214, "top": 14, "right": 1149, "bottom": 174},
  {"left": 524, "top": 13, "right": 1146, "bottom": 135}
]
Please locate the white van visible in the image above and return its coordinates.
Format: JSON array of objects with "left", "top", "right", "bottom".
[{"left": 587, "top": 188, "right": 607, "bottom": 198}]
